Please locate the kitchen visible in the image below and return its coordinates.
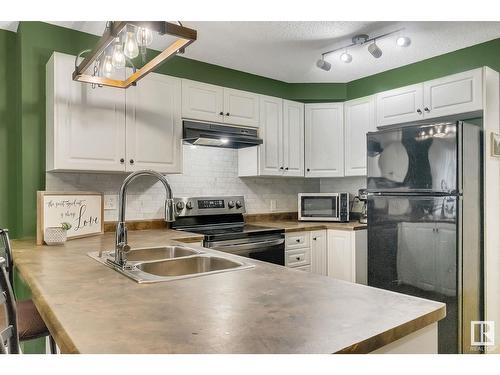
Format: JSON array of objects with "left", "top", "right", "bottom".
[{"left": 1, "top": 2, "right": 500, "bottom": 372}]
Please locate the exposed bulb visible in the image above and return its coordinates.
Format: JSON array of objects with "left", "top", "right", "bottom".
[
  {"left": 137, "top": 27, "right": 153, "bottom": 47},
  {"left": 340, "top": 52, "right": 352, "bottom": 63},
  {"left": 396, "top": 36, "right": 411, "bottom": 47},
  {"left": 124, "top": 31, "right": 139, "bottom": 59},
  {"left": 111, "top": 40, "right": 126, "bottom": 69},
  {"left": 102, "top": 55, "right": 113, "bottom": 78}
]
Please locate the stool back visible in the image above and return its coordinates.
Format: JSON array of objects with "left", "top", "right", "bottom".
[
  {"left": 0, "top": 256, "right": 19, "bottom": 354},
  {"left": 0, "top": 229, "right": 14, "bottom": 287}
]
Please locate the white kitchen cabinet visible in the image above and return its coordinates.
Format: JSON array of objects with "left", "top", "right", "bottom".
[
  {"left": 223, "top": 88, "right": 260, "bottom": 127},
  {"left": 126, "top": 72, "right": 182, "bottom": 173},
  {"left": 285, "top": 231, "right": 311, "bottom": 269},
  {"left": 327, "top": 229, "right": 367, "bottom": 284},
  {"left": 258, "top": 95, "right": 283, "bottom": 176},
  {"left": 181, "top": 79, "right": 224, "bottom": 123},
  {"left": 305, "top": 103, "right": 344, "bottom": 178},
  {"left": 423, "top": 68, "right": 483, "bottom": 119},
  {"left": 376, "top": 83, "right": 424, "bottom": 127},
  {"left": 238, "top": 99, "right": 304, "bottom": 177},
  {"left": 182, "top": 79, "right": 259, "bottom": 127},
  {"left": 344, "top": 96, "right": 376, "bottom": 176},
  {"left": 282, "top": 100, "right": 305, "bottom": 177},
  {"left": 310, "top": 230, "right": 327, "bottom": 276},
  {"left": 46, "top": 52, "right": 126, "bottom": 172}
]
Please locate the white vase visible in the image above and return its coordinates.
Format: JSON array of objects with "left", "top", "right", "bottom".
[{"left": 44, "top": 227, "right": 67, "bottom": 246}]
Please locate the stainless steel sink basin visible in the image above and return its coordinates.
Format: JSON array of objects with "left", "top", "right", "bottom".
[
  {"left": 125, "top": 246, "right": 200, "bottom": 262},
  {"left": 136, "top": 255, "right": 243, "bottom": 277},
  {"left": 88, "top": 246, "right": 254, "bottom": 283}
]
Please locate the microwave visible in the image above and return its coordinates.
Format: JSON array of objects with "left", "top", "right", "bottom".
[{"left": 298, "top": 193, "right": 350, "bottom": 222}]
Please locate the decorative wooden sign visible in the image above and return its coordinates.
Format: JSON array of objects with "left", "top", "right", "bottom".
[{"left": 36, "top": 191, "right": 104, "bottom": 245}]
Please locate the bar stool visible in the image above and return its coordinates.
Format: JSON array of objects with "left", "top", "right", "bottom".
[{"left": 0, "top": 228, "right": 57, "bottom": 354}]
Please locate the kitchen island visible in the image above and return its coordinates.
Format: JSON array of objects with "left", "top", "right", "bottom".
[{"left": 12, "top": 229, "right": 444, "bottom": 354}]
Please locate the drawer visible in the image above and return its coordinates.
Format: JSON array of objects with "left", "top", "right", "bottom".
[
  {"left": 295, "top": 265, "right": 311, "bottom": 272},
  {"left": 285, "top": 248, "right": 311, "bottom": 267},
  {"left": 285, "top": 232, "right": 310, "bottom": 249}
]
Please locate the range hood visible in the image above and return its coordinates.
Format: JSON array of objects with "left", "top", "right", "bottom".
[{"left": 182, "top": 120, "right": 263, "bottom": 149}]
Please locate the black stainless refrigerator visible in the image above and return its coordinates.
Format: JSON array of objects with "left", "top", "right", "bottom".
[{"left": 366, "top": 121, "right": 483, "bottom": 354}]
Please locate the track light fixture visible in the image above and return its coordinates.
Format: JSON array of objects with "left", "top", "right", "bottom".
[{"left": 316, "top": 28, "right": 411, "bottom": 71}]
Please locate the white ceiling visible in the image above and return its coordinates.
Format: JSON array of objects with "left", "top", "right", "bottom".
[{"left": 2, "top": 21, "right": 500, "bottom": 83}]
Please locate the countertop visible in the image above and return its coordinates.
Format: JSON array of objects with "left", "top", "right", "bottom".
[
  {"left": 12, "top": 229, "right": 444, "bottom": 354},
  {"left": 248, "top": 219, "right": 366, "bottom": 233}
]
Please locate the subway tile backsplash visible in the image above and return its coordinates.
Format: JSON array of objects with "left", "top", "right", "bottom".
[{"left": 46, "top": 145, "right": 320, "bottom": 222}]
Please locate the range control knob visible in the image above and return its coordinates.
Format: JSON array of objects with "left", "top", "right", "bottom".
[
  {"left": 186, "top": 201, "right": 193, "bottom": 209},
  {"left": 176, "top": 201, "right": 185, "bottom": 210},
  {"left": 235, "top": 200, "right": 242, "bottom": 209},
  {"left": 228, "top": 200, "right": 235, "bottom": 208}
]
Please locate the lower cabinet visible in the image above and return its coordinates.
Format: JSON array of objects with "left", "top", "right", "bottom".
[{"left": 284, "top": 229, "right": 367, "bottom": 284}]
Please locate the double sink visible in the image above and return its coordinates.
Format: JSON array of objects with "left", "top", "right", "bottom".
[{"left": 88, "top": 245, "right": 254, "bottom": 283}]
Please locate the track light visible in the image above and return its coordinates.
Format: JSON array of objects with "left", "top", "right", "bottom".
[
  {"left": 340, "top": 52, "right": 352, "bottom": 63},
  {"left": 316, "top": 58, "right": 331, "bottom": 71},
  {"left": 368, "top": 42, "right": 382, "bottom": 58},
  {"left": 396, "top": 36, "right": 411, "bottom": 47}
]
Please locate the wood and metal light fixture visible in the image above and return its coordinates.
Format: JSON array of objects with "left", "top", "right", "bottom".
[{"left": 73, "top": 21, "right": 197, "bottom": 89}]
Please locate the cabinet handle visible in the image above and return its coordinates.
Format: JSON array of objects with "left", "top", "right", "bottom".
[
  {"left": 219, "top": 111, "right": 224, "bottom": 115},
  {"left": 416, "top": 108, "right": 422, "bottom": 114},
  {"left": 424, "top": 107, "right": 430, "bottom": 112},
  {"left": 226, "top": 112, "right": 230, "bottom": 116},
  {"left": 120, "top": 158, "right": 125, "bottom": 163},
  {"left": 129, "top": 159, "right": 134, "bottom": 164},
  {"left": 285, "top": 167, "right": 289, "bottom": 170}
]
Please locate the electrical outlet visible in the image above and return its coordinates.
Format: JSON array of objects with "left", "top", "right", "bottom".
[
  {"left": 270, "top": 199, "right": 277, "bottom": 211},
  {"left": 104, "top": 195, "right": 118, "bottom": 210}
]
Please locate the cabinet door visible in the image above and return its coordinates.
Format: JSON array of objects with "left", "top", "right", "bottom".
[
  {"left": 181, "top": 79, "right": 224, "bottom": 123},
  {"left": 344, "top": 96, "right": 376, "bottom": 176},
  {"left": 310, "top": 230, "right": 327, "bottom": 276},
  {"left": 283, "top": 100, "right": 305, "bottom": 177},
  {"left": 305, "top": 103, "right": 344, "bottom": 177},
  {"left": 376, "top": 84, "right": 424, "bottom": 126},
  {"left": 423, "top": 68, "right": 483, "bottom": 119},
  {"left": 126, "top": 73, "right": 182, "bottom": 173},
  {"left": 327, "top": 230, "right": 355, "bottom": 282},
  {"left": 223, "top": 88, "right": 260, "bottom": 127},
  {"left": 47, "top": 52, "right": 126, "bottom": 172},
  {"left": 259, "top": 95, "right": 283, "bottom": 176}
]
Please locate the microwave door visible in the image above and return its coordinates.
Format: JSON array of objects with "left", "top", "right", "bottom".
[
  {"left": 300, "top": 196, "right": 338, "bottom": 220},
  {"left": 367, "top": 123, "right": 458, "bottom": 194}
]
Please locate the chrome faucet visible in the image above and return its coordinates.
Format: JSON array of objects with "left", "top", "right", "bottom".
[{"left": 113, "top": 170, "right": 175, "bottom": 267}]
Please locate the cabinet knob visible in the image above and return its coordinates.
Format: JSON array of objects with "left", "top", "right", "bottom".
[
  {"left": 416, "top": 108, "right": 422, "bottom": 114},
  {"left": 424, "top": 107, "right": 430, "bottom": 112},
  {"left": 285, "top": 167, "right": 289, "bottom": 170},
  {"left": 129, "top": 159, "right": 134, "bottom": 164},
  {"left": 313, "top": 237, "right": 317, "bottom": 241},
  {"left": 280, "top": 166, "right": 284, "bottom": 170},
  {"left": 226, "top": 112, "right": 230, "bottom": 116},
  {"left": 120, "top": 158, "right": 125, "bottom": 163},
  {"left": 306, "top": 168, "right": 310, "bottom": 172},
  {"left": 296, "top": 239, "right": 300, "bottom": 243},
  {"left": 219, "top": 111, "right": 224, "bottom": 115},
  {"left": 296, "top": 257, "right": 301, "bottom": 261}
]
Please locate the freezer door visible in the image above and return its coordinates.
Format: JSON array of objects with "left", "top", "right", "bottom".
[
  {"left": 367, "top": 194, "right": 459, "bottom": 353},
  {"left": 367, "top": 123, "right": 458, "bottom": 193}
]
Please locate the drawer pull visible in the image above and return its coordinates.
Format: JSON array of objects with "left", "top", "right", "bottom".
[
  {"left": 296, "top": 239, "right": 300, "bottom": 243},
  {"left": 296, "top": 257, "right": 301, "bottom": 261}
]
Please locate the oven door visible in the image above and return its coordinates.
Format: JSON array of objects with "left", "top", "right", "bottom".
[
  {"left": 205, "top": 234, "right": 285, "bottom": 265},
  {"left": 299, "top": 194, "right": 339, "bottom": 221}
]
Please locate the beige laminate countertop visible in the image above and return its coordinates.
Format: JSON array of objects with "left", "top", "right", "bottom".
[
  {"left": 248, "top": 219, "right": 366, "bottom": 233},
  {"left": 12, "top": 229, "right": 444, "bottom": 354}
]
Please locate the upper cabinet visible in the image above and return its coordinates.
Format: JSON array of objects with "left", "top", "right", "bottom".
[
  {"left": 223, "top": 88, "right": 260, "bottom": 127},
  {"left": 376, "top": 68, "right": 483, "bottom": 127},
  {"left": 344, "top": 96, "right": 376, "bottom": 176},
  {"left": 376, "top": 83, "right": 424, "bottom": 126},
  {"left": 46, "top": 52, "right": 126, "bottom": 172},
  {"left": 238, "top": 98, "right": 304, "bottom": 177},
  {"left": 125, "top": 72, "right": 182, "bottom": 173},
  {"left": 305, "top": 103, "right": 344, "bottom": 178},
  {"left": 423, "top": 69, "right": 483, "bottom": 118},
  {"left": 182, "top": 79, "right": 259, "bottom": 127},
  {"left": 46, "top": 52, "right": 182, "bottom": 174}
]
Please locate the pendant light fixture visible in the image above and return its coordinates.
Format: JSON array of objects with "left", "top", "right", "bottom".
[
  {"left": 316, "top": 28, "right": 411, "bottom": 71},
  {"left": 73, "top": 21, "right": 197, "bottom": 89}
]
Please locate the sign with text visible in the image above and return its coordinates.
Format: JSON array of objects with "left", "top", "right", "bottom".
[{"left": 36, "top": 191, "right": 104, "bottom": 245}]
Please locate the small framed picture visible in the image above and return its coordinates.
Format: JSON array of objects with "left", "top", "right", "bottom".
[{"left": 492, "top": 132, "right": 500, "bottom": 158}]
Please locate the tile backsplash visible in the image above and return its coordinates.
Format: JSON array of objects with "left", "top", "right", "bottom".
[
  {"left": 320, "top": 176, "right": 366, "bottom": 197},
  {"left": 46, "top": 145, "right": 320, "bottom": 222}
]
